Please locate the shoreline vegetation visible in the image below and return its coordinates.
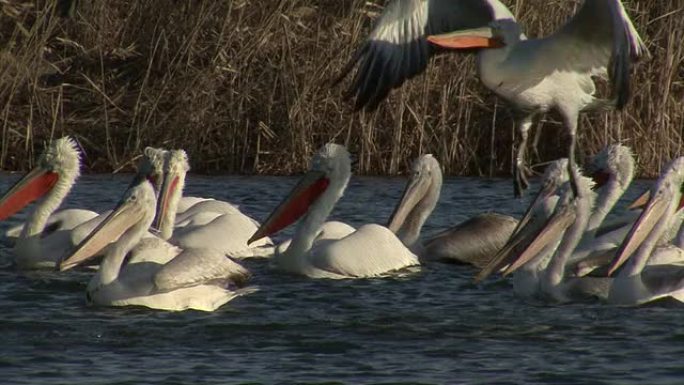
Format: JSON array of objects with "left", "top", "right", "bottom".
[{"left": 0, "top": 1, "right": 681, "bottom": 177}]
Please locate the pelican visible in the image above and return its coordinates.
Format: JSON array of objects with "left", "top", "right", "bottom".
[
  {"left": 604, "top": 157, "right": 684, "bottom": 305},
  {"left": 475, "top": 158, "right": 569, "bottom": 282},
  {"left": 563, "top": 144, "right": 637, "bottom": 269},
  {"left": 59, "top": 176, "right": 253, "bottom": 311},
  {"left": 336, "top": 0, "right": 647, "bottom": 197},
  {"left": 583, "top": 144, "right": 636, "bottom": 236},
  {"left": 3, "top": 146, "right": 168, "bottom": 245},
  {"left": 387, "top": 154, "right": 517, "bottom": 267},
  {"left": 154, "top": 149, "right": 273, "bottom": 257},
  {"left": 2, "top": 139, "right": 99, "bottom": 244},
  {"left": 499, "top": 175, "right": 612, "bottom": 302},
  {"left": 569, "top": 146, "right": 684, "bottom": 276},
  {"left": 476, "top": 144, "right": 637, "bottom": 280},
  {"left": 0, "top": 137, "right": 106, "bottom": 269},
  {"left": 0, "top": 141, "right": 170, "bottom": 269},
  {"left": 141, "top": 146, "right": 243, "bottom": 220},
  {"left": 248, "top": 143, "right": 419, "bottom": 279}
]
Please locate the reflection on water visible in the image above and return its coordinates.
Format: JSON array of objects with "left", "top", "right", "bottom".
[{"left": 0, "top": 173, "right": 681, "bottom": 384}]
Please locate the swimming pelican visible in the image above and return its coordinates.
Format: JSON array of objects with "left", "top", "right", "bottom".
[
  {"left": 141, "top": 146, "right": 243, "bottom": 220},
  {"left": 569, "top": 146, "right": 684, "bottom": 276},
  {"left": 248, "top": 143, "right": 419, "bottom": 279},
  {"left": 476, "top": 144, "right": 637, "bottom": 280},
  {"left": 59, "top": 176, "right": 253, "bottom": 311},
  {"left": 3, "top": 146, "right": 169, "bottom": 245},
  {"left": 499, "top": 175, "right": 612, "bottom": 301},
  {"left": 0, "top": 142, "right": 170, "bottom": 269},
  {"left": 387, "top": 154, "right": 517, "bottom": 267},
  {"left": 154, "top": 149, "right": 273, "bottom": 257},
  {"left": 2, "top": 139, "right": 99, "bottom": 244},
  {"left": 0, "top": 137, "right": 104, "bottom": 269},
  {"left": 583, "top": 144, "right": 636, "bottom": 235},
  {"left": 475, "top": 158, "right": 569, "bottom": 282},
  {"left": 605, "top": 157, "right": 684, "bottom": 305},
  {"left": 336, "top": 0, "right": 647, "bottom": 197},
  {"left": 563, "top": 144, "right": 637, "bottom": 269}
]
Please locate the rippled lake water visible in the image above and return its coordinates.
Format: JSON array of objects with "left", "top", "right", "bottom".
[{"left": 1, "top": 173, "right": 683, "bottom": 384}]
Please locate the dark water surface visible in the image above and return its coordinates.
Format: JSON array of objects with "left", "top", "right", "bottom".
[{"left": 1, "top": 174, "right": 683, "bottom": 385}]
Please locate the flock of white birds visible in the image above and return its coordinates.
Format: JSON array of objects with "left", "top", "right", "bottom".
[{"left": 2, "top": 0, "right": 681, "bottom": 312}]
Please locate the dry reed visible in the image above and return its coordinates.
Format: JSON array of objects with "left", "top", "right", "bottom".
[{"left": 0, "top": 0, "right": 682, "bottom": 177}]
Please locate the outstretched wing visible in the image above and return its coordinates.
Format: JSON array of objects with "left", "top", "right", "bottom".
[
  {"left": 545, "top": 0, "right": 648, "bottom": 108},
  {"left": 335, "top": 0, "right": 514, "bottom": 110}
]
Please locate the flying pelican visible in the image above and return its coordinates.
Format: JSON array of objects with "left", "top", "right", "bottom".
[
  {"left": 336, "top": 0, "right": 647, "bottom": 197},
  {"left": 58, "top": 176, "right": 253, "bottom": 311},
  {"left": 387, "top": 154, "right": 517, "bottom": 267},
  {"left": 604, "top": 157, "right": 684, "bottom": 305},
  {"left": 154, "top": 149, "right": 273, "bottom": 257},
  {"left": 248, "top": 143, "right": 419, "bottom": 279}
]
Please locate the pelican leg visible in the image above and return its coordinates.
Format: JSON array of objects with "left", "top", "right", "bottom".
[
  {"left": 564, "top": 112, "right": 580, "bottom": 198},
  {"left": 531, "top": 120, "right": 543, "bottom": 161},
  {"left": 513, "top": 116, "right": 533, "bottom": 198}
]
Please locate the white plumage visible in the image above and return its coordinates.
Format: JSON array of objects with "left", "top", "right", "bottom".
[
  {"left": 337, "top": 0, "right": 647, "bottom": 196},
  {"left": 59, "top": 179, "right": 253, "bottom": 312},
  {"left": 249, "top": 143, "right": 419, "bottom": 279}
]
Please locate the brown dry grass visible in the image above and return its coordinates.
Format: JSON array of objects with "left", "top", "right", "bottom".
[{"left": 0, "top": 0, "right": 682, "bottom": 176}]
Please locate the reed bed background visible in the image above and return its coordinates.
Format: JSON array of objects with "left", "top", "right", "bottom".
[{"left": 0, "top": 0, "right": 682, "bottom": 176}]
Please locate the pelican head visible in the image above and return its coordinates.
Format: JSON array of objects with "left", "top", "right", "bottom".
[
  {"left": 586, "top": 144, "right": 634, "bottom": 191},
  {"left": 310, "top": 143, "right": 352, "bottom": 182},
  {"left": 248, "top": 143, "right": 351, "bottom": 244},
  {"left": 0, "top": 136, "right": 80, "bottom": 221},
  {"left": 137, "top": 147, "right": 167, "bottom": 193},
  {"left": 608, "top": 157, "right": 684, "bottom": 276},
  {"left": 154, "top": 149, "right": 190, "bottom": 239},
  {"left": 60, "top": 177, "right": 157, "bottom": 271},
  {"left": 387, "top": 154, "right": 442, "bottom": 247},
  {"left": 516, "top": 158, "right": 570, "bottom": 230}
]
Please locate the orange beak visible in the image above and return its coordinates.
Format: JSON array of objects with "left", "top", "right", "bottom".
[
  {"left": 0, "top": 167, "right": 59, "bottom": 221},
  {"left": 248, "top": 170, "right": 329, "bottom": 245},
  {"left": 427, "top": 27, "right": 504, "bottom": 50}
]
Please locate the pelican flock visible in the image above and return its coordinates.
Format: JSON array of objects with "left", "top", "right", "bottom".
[{"left": 2, "top": 1, "right": 681, "bottom": 317}]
